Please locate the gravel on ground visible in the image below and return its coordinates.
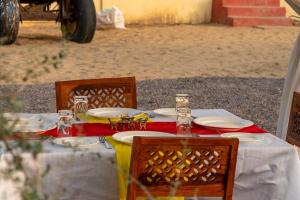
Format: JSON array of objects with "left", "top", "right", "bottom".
[{"left": 0, "top": 77, "right": 283, "bottom": 133}]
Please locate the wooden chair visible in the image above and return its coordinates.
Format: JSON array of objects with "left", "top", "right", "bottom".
[
  {"left": 128, "top": 137, "right": 239, "bottom": 200},
  {"left": 55, "top": 77, "right": 137, "bottom": 111},
  {"left": 286, "top": 92, "right": 300, "bottom": 147}
]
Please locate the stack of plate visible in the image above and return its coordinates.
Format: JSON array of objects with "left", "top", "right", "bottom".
[
  {"left": 112, "top": 131, "right": 175, "bottom": 144},
  {"left": 153, "top": 108, "right": 177, "bottom": 117},
  {"left": 192, "top": 116, "right": 264, "bottom": 143},
  {"left": 86, "top": 108, "right": 141, "bottom": 118},
  {"left": 3, "top": 113, "right": 56, "bottom": 133},
  {"left": 193, "top": 116, "right": 254, "bottom": 131}
]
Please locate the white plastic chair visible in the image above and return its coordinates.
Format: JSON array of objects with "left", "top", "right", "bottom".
[{"left": 277, "top": 33, "right": 300, "bottom": 153}]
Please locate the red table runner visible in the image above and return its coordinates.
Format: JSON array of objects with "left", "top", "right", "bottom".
[{"left": 42, "top": 122, "right": 267, "bottom": 138}]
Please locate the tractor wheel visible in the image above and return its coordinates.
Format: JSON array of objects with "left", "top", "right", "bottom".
[
  {"left": 61, "top": 0, "right": 96, "bottom": 43},
  {"left": 0, "top": 0, "right": 19, "bottom": 45}
]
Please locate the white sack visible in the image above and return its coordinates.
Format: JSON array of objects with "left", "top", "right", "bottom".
[{"left": 96, "top": 6, "right": 125, "bottom": 30}]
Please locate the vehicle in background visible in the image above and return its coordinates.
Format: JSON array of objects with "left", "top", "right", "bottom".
[{"left": 0, "top": 0, "right": 96, "bottom": 44}]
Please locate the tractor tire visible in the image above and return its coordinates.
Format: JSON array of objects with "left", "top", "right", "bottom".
[
  {"left": 0, "top": 0, "right": 19, "bottom": 45},
  {"left": 61, "top": 0, "right": 96, "bottom": 43}
]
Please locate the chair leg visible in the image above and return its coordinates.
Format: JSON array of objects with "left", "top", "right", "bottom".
[{"left": 127, "top": 184, "right": 135, "bottom": 200}]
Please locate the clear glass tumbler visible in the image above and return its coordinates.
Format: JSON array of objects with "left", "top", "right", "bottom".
[
  {"left": 175, "top": 94, "right": 192, "bottom": 136},
  {"left": 176, "top": 108, "right": 192, "bottom": 136},
  {"left": 175, "top": 94, "right": 189, "bottom": 112},
  {"left": 74, "top": 96, "right": 88, "bottom": 121},
  {"left": 57, "top": 110, "right": 74, "bottom": 136}
]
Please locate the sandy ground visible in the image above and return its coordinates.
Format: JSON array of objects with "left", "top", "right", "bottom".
[
  {"left": 1, "top": 22, "right": 300, "bottom": 132},
  {"left": 1, "top": 22, "right": 300, "bottom": 84}
]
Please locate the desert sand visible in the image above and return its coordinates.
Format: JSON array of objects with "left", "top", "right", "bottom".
[{"left": 1, "top": 22, "right": 300, "bottom": 84}]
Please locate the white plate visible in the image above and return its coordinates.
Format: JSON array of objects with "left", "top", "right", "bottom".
[
  {"left": 52, "top": 137, "right": 99, "bottom": 148},
  {"left": 221, "top": 132, "right": 264, "bottom": 143},
  {"left": 153, "top": 108, "right": 177, "bottom": 117},
  {"left": 86, "top": 108, "right": 141, "bottom": 118},
  {"left": 193, "top": 116, "right": 253, "bottom": 130},
  {"left": 112, "top": 131, "right": 175, "bottom": 144},
  {"left": 191, "top": 109, "right": 239, "bottom": 119},
  {"left": 3, "top": 113, "right": 56, "bottom": 133}
]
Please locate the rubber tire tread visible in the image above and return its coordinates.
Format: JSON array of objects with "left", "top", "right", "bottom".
[
  {"left": 0, "top": 0, "right": 19, "bottom": 45},
  {"left": 61, "top": 0, "right": 96, "bottom": 43}
]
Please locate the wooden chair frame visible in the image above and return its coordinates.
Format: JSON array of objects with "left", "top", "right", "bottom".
[
  {"left": 287, "top": 92, "right": 300, "bottom": 147},
  {"left": 128, "top": 137, "right": 239, "bottom": 200},
  {"left": 55, "top": 77, "right": 137, "bottom": 111}
]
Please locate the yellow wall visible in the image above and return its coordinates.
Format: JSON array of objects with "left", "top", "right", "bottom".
[
  {"left": 94, "top": 0, "right": 212, "bottom": 24},
  {"left": 94, "top": 0, "right": 295, "bottom": 25}
]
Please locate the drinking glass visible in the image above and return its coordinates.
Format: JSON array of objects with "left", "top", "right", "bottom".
[
  {"left": 176, "top": 108, "right": 192, "bottom": 136},
  {"left": 57, "top": 110, "right": 74, "bottom": 136},
  {"left": 175, "top": 94, "right": 189, "bottom": 112},
  {"left": 175, "top": 94, "right": 192, "bottom": 136},
  {"left": 74, "top": 96, "right": 88, "bottom": 121}
]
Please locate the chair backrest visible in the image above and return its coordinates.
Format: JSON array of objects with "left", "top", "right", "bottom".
[
  {"left": 55, "top": 77, "right": 137, "bottom": 111},
  {"left": 287, "top": 92, "right": 300, "bottom": 147},
  {"left": 128, "top": 137, "right": 239, "bottom": 200}
]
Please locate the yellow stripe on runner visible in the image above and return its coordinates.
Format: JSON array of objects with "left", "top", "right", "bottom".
[{"left": 106, "top": 137, "right": 183, "bottom": 200}]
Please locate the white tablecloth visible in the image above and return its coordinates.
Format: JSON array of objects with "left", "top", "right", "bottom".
[{"left": 1, "top": 109, "right": 300, "bottom": 200}]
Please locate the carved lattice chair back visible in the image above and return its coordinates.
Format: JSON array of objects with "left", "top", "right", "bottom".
[
  {"left": 128, "top": 137, "right": 239, "bottom": 200},
  {"left": 286, "top": 92, "right": 300, "bottom": 147},
  {"left": 55, "top": 77, "right": 137, "bottom": 111}
]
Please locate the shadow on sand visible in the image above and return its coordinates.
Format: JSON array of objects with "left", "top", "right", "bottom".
[{"left": 17, "top": 34, "right": 63, "bottom": 42}]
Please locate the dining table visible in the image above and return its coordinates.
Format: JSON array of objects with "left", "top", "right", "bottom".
[{"left": 0, "top": 109, "right": 300, "bottom": 200}]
